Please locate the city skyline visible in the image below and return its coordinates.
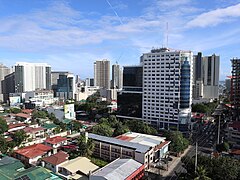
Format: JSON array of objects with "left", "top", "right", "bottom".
[{"left": 0, "top": 0, "right": 240, "bottom": 80}]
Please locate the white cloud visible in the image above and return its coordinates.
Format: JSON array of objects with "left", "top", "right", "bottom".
[{"left": 187, "top": 3, "right": 240, "bottom": 28}]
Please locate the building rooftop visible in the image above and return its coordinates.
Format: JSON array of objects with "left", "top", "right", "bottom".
[
  {"left": 45, "top": 136, "right": 67, "bottom": 145},
  {"left": 0, "top": 156, "right": 25, "bottom": 179},
  {"left": 42, "top": 123, "right": 58, "bottom": 129},
  {"left": 116, "top": 132, "right": 166, "bottom": 147},
  {"left": 89, "top": 133, "right": 151, "bottom": 153},
  {"left": 42, "top": 151, "right": 68, "bottom": 165},
  {"left": 15, "top": 144, "right": 52, "bottom": 159},
  {"left": 91, "top": 158, "right": 143, "bottom": 180},
  {"left": 8, "top": 123, "right": 27, "bottom": 130},
  {"left": 15, "top": 166, "right": 62, "bottom": 180},
  {"left": 22, "top": 109, "right": 33, "bottom": 114},
  {"left": 59, "top": 157, "right": 99, "bottom": 176},
  {"left": 229, "top": 121, "right": 240, "bottom": 131},
  {"left": 23, "top": 126, "right": 45, "bottom": 134},
  {"left": 15, "top": 113, "right": 31, "bottom": 119}
]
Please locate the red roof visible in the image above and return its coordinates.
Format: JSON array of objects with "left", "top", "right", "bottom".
[
  {"left": 231, "top": 149, "right": 240, "bottom": 155},
  {"left": 15, "top": 144, "right": 52, "bottom": 158},
  {"left": 15, "top": 113, "right": 31, "bottom": 119},
  {"left": 192, "top": 113, "right": 204, "bottom": 119},
  {"left": 229, "top": 121, "right": 240, "bottom": 131},
  {"left": 8, "top": 123, "right": 26, "bottom": 130},
  {"left": 42, "top": 151, "right": 69, "bottom": 165},
  {"left": 23, "top": 127, "right": 45, "bottom": 133},
  {"left": 115, "top": 135, "right": 134, "bottom": 141},
  {"left": 45, "top": 136, "right": 67, "bottom": 145},
  {"left": 22, "top": 109, "right": 33, "bottom": 114},
  {"left": 154, "top": 141, "right": 171, "bottom": 151}
]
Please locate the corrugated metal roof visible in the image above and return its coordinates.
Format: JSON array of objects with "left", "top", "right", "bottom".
[
  {"left": 89, "top": 133, "right": 151, "bottom": 153},
  {"left": 91, "top": 159, "right": 142, "bottom": 180}
]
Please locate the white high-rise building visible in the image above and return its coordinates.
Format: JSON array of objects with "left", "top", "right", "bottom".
[
  {"left": 141, "top": 48, "right": 193, "bottom": 132},
  {"left": 112, "top": 63, "right": 123, "bottom": 89},
  {"left": 15, "top": 62, "right": 51, "bottom": 93},
  {"left": 94, "top": 60, "right": 110, "bottom": 89}
]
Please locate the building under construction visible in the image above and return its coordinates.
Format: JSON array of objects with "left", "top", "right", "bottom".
[{"left": 231, "top": 58, "right": 240, "bottom": 120}]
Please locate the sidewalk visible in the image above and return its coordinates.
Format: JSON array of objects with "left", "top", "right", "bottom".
[{"left": 161, "top": 145, "right": 193, "bottom": 177}]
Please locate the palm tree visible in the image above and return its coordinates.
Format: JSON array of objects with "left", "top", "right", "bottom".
[{"left": 194, "top": 166, "right": 211, "bottom": 180}]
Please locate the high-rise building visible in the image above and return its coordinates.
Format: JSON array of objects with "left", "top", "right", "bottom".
[
  {"left": 0, "top": 64, "right": 11, "bottom": 101},
  {"left": 192, "top": 53, "right": 220, "bottom": 99},
  {"left": 51, "top": 71, "right": 75, "bottom": 100},
  {"left": 231, "top": 58, "right": 240, "bottom": 120},
  {"left": 2, "top": 72, "right": 15, "bottom": 102},
  {"left": 141, "top": 48, "right": 193, "bottom": 132},
  {"left": 94, "top": 60, "right": 110, "bottom": 89},
  {"left": 15, "top": 62, "right": 51, "bottom": 93},
  {"left": 202, "top": 54, "right": 220, "bottom": 99},
  {"left": 111, "top": 64, "right": 123, "bottom": 89},
  {"left": 117, "top": 65, "right": 143, "bottom": 118}
]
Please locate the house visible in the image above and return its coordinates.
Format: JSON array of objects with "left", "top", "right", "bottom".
[
  {"left": 8, "top": 123, "right": 27, "bottom": 132},
  {"left": 42, "top": 123, "right": 59, "bottom": 135},
  {"left": 44, "top": 136, "right": 68, "bottom": 148},
  {"left": 23, "top": 126, "right": 45, "bottom": 140},
  {"left": 0, "top": 155, "right": 25, "bottom": 179},
  {"left": 41, "top": 151, "right": 69, "bottom": 173},
  {"left": 14, "top": 113, "right": 31, "bottom": 123},
  {"left": 58, "top": 157, "right": 99, "bottom": 180},
  {"left": 89, "top": 132, "right": 170, "bottom": 169},
  {"left": 14, "top": 166, "right": 62, "bottom": 180},
  {"left": 0, "top": 155, "right": 62, "bottom": 180},
  {"left": 230, "top": 149, "right": 240, "bottom": 160},
  {"left": 14, "top": 144, "right": 53, "bottom": 165},
  {"left": 90, "top": 158, "right": 145, "bottom": 180},
  {"left": 225, "top": 121, "right": 240, "bottom": 146}
]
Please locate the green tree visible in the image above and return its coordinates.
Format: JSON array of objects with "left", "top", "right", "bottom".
[
  {"left": 92, "top": 123, "right": 113, "bottom": 137},
  {"left": 0, "top": 135, "right": 7, "bottom": 153},
  {"left": 10, "top": 108, "right": 22, "bottom": 114},
  {"left": 32, "top": 110, "right": 48, "bottom": 119},
  {"left": 193, "top": 166, "right": 212, "bottom": 180},
  {"left": 125, "top": 120, "right": 157, "bottom": 135},
  {"left": 167, "top": 131, "right": 189, "bottom": 153},
  {"left": 72, "top": 121, "right": 83, "bottom": 132},
  {"left": 76, "top": 135, "right": 94, "bottom": 157},
  {"left": 192, "top": 104, "right": 209, "bottom": 113},
  {"left": 216, "top": 142, "right": 229, "bottom": 153},
  {"left": 13, "top": 130, "right": 28, "bottom": 146},
  {"left": 182, "top": 155, "right": 240, "bottom": 180},
  {"left": 0, "top": 117, "right": 8, "bottom": 134},
  {"left": 113, "top": 122, "right": 129, "bottom": 137}
]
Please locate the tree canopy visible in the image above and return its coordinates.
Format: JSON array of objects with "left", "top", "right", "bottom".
[
  {"left": 92, "top": 123, "right": 113, "bottom": 137},
  {"left": 166, "top": 131, "right": 189, "bottom": 153},
  {"left": 181, "top": 155, "right": 240, "bottom": 180},
  {"left": 0, "top": 117, "right": 8, "bottom": 134}
]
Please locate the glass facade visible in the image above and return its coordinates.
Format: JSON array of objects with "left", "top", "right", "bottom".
[
  {"left": 180, "top": 59, "right": 191, "bottom": 108},
  {"left": 123, "top": 66, "right": 143, "bottom": 92}
]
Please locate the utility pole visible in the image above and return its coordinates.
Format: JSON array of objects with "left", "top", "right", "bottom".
[
  {"left": 217, "top": 115, "right": 221, "bottom": 144},
  {"left": 195, "top": 142, "right": 198, "bottom": 173}
]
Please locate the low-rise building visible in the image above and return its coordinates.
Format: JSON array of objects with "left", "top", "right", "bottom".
[
  {"left": 58, "top": 157, "right": 99, "bottom": 179},
  {"left": 225, "top": 121, "right": 240, "bottom": 146},
  {"left": 90, "top": 158, "right": 144, "bottom": 180},
  {"left": 14, "top": 144, "right": 53, "bottom": 165},
  {"left": 8, "top": 123, "right": 27, "bottom": 132},
  {"left": 44, "top": 136, "right": 68, "bottom": 148},
  {"left": 41, "top": 151, "right": 69, "bottom": 173},
  {"left": 23, "top": 126, "right": 45, "bottom": 140},
  {"left": 89, "top": 132, "right": 170, "bottom": 169}
]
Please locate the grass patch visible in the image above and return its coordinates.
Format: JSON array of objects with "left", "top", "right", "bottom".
[{"left": 88, "top": 156, "right": 108, "bottom": 167}]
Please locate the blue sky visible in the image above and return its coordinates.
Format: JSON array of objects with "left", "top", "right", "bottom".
[{"left": 0, "top": 0, "right": 240, "bottom": 80}]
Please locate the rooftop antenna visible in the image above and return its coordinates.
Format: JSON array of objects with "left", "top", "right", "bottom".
[{"left": 166, "top": 22, "right": 169, "bottom": 48}]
